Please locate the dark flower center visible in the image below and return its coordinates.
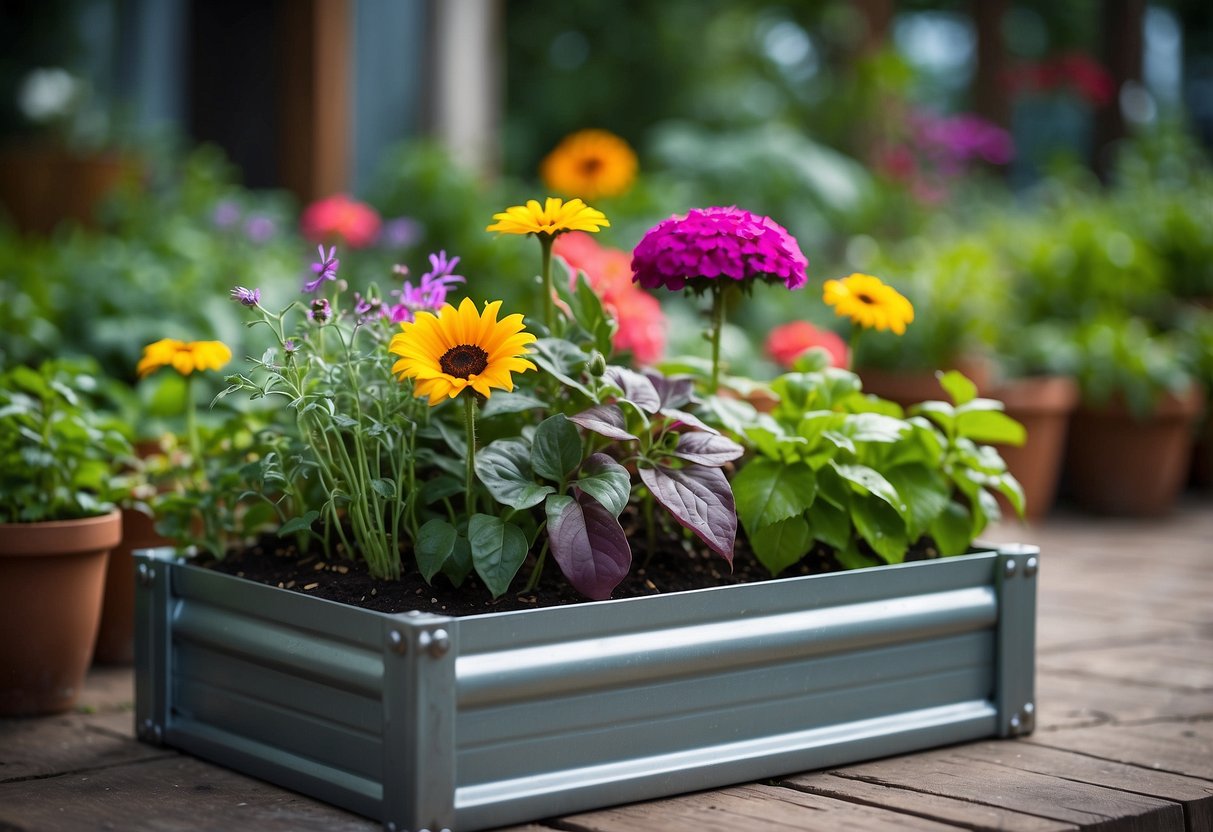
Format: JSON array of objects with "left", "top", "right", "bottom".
[
  {"left": 579, "top": 156, "right": 605, "bottom": 176},
  {"left": 440, "top": 344, "right": 489, "bottom": 378},
  {"left": 855, "top": 292, "right": 876, "bottom": 305}
]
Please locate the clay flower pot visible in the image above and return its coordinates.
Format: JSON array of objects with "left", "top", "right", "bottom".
[
  {"left": 857, "top": 355, "right": 994, "bottom": 411},
  {"left": 1064, "top": 385, "right": 1204, "bottom": 516},
  {"left": 93, "top": 508, "right": 173, "bottom": 665},
  {"left": 0, "top": 510, "right": 122, "bottom": 715},
  {"left": 991, "top": 375, "right": 1080, "bottom": 520}
]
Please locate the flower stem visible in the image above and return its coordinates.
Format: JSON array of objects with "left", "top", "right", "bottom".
[
  {"left": 185, "top": 375, "right": 200, "bottom": 476},
  {"left": 463, "top": 393, "right": 478, "bottom": 516},
  {"left": 539, "top": 233, "right": 555, "bottom": 332},
  {"left": 709, "top": 285, "right": 726, "bottom": 394}
]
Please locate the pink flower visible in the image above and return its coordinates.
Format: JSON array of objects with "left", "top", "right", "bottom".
[
  {"left": 765, "top": 321, "right": 849, "bottom": 369},
  {"left": 610, "top": 287, "right": 666, "bottom": 365},
  {"left": 300, "top": 194, "right": 382, "bottom": 249},
  {"left": 631, "top": 207, "right": 808, "bottom": 293}
]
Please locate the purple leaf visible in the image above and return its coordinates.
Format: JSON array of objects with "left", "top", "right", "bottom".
[
  {"left": 569, "top": 403, "right": 638, "bottom": 441},
  {"left": 672, "top": 432, "right": 744, "bottom": 467},
  {"left": 603, "top": 366, "right": 661, "bottom": 414},
  {"left": 638, "top": 464, "right": 736, "bottom": 564},
  {"left": 660, "top": 407, "right": 719, "bottom": 435},
  {"left": 645, "top": 372, "right": 695, "bottom": 410},
  {"left": 546, "top": 492, "right": 632, "bottom": 601}
]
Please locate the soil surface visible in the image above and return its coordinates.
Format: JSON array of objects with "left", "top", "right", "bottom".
[{"left": 207, "top": 524, "right": 942, "bottom": 618}]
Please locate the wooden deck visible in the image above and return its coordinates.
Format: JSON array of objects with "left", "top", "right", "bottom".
[{"left": 2, "top": 501, "right": 1210, "bottom": 831}]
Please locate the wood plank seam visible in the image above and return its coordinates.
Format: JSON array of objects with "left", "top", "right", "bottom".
[{"left": 0, "top": 751, "right": 182, "bottom": 786}]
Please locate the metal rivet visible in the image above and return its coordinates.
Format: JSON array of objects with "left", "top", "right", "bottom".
[
  {"left": 1024, "top": 556, "right": 1038, "bottom": 577},
  {"left": 137, "top": 564, "right": 155, "bottom": 587},
  {"left": 1009, "top": 714, "right": 1021, "bottom": 734},
  {"left": 385, "top": 823, "right": 398, "bottom": 832},
  {"left": 152, "top": 724, "right": 163, "bottom": 743},
  {"left": 418, "top": 628, "right": 450, "bottom": 658},
  {"left": 1003, "top": 559, "right": 1018, "bottom": 578},
  {"left": 1023, "top": 701, "right": 1035, "bottom": 715},
  {"left": 388, "top": 630, "right": 407, "bottom": 655}
]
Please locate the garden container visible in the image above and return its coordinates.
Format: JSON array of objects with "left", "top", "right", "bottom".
[
  {"left": 992, "top": 375, "right": 1080, "bottom": 520},
  {"left": 94, "top": 507, "right": 173, "bottom": 665},
  {"left": 134, "top": 542, "right": 1039, "bottom": 832}
]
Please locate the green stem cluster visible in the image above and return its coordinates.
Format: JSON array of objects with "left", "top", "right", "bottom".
[
  {"left": 539, "top": 234, "right": 556, "bottom": 332},
  {"left": 709, "top": 285, "right": 726, "bottom": 394}
]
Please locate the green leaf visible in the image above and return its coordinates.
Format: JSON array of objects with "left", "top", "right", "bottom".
[
  {"left": 529, "top": 338, "right": 593, "bottom": 397},
  {"left": 912, "top": 400, "right": 955, "bottom": 434},
  {"left": 575, "top": 453, "right": 631, "bottom": 517},
  {"left": 835, "top": 547, "right": 882, "bottom": 570},
  {"left": 955, "top": 409, "right": 1027, "bottom": 446},
  {"left": 532, "top": 414, "right": 583, "bottom": 484},
  {"left": 442, "top": 533, "right": 473, "bottom": 587},
  {"left": 370, "top": 478, "right": 396, "bottom": 499},
  {"left": 995, "top": 472, "right": 1027, "bottom": 519},
  {"left": 731, "top": 458, "right": 817, "bottom": 534},
  {"left": 422, "top": 475, "right": 465, "bottom": 505},
  {"left": 415, "top": 518, "right": 457, "bottom": 583},
  {"left": 277, "top": 510, "right": 319, "bottom": 536},
  {"left": 841, "top": 412, "right": 908, "bottom": 444},
  {"left": 479, "top": 390, "right": 550, "bottom": 418},
  {"left": 884, "top": 464, "right": 951, "bottom": 541},
  {"left": 831, "top": 463, "right": 906, "bottom": 516},
  {"left": 476, "top": 439, "right": 555, "bottom": 510},
  {"left": 805, "top": 498, "right": 851, "bottom": 551},
  {"left": 937, "top": 370, "right": 977, "bottom": 405},
  {"left": 750, "top": 516, "right": 813, "bottom": 576},
  {"left": 852, "top": 496, "right": 908, "bottom": 563},
  {"left": 468, "top": 514, "right": 529, "bottom": 598},
  {"left": 929, "top": 501, "right": 973, "bottom": 556}
]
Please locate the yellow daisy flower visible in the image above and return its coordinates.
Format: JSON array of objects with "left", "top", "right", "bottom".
[
  {"left": 388, "top": 297, "right": 537, "bottom": 406},
  {"left": 540, "top": 129, "right": 638, "bottom": 201},
  {"left": 486, "top": 197, "right": 609, "bottom": 237},
  {"left": 822, "top": 273, "right": 915, "bottom": 335},
  {"left": 137, "top": 339, "right": 232, "bottom": 378}
]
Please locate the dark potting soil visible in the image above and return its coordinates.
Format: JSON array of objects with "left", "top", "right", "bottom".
[{"left": 206, "top": 524, "right": 943, "bottom": 618}]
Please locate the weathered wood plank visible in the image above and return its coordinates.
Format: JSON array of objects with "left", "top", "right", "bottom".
[
  {"left": 1028, "top": 720, "right": 1213, "bottom": 781},
  {"left": 0, "top": 715, "right": 172, "bottom": 782},
  {"left": 557, "top": 783, "right": 965, "bottom": 831},
  {"left": 782, "top": 771, "right": 1077, "bottom": 832},
  {"left": 0, "top": 755, "right": 377, "bottom": 832},
  {"left": 1038, "top": 640, "right": 1213, "bottom": 693},
  {"left": 828, "top": 748, "right": 1186, "bottom": 830},
  {"left": 950, "top": 740, "right": 1213, "bottom": 831},
  {"left": 1034, "top": 672, "right": 1213, "bottom": 731}
]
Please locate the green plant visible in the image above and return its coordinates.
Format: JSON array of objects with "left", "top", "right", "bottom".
[
  {"left": 729, "top": 354, "right": 1024, "bottom": 575},
  {"left": 0, "top": 359, "right": 134, "bottom": 522},
  {"left": 1065, "top": 314, "right": 1194, "bottom": 418}
]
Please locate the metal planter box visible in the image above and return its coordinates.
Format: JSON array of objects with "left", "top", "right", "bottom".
[{"left": 134, "top": 543, "right": 1038, "bottom": 832}]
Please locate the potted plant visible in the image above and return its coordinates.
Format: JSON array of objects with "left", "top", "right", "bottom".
[
  {"left": 1061, "top": 315, "right": 1202, "bottom": 515},
  {"left": 133, "top": 201, "right": 1038, "bottom": 831},
  {"left": 0, "top": 359, "right": 132, "bottom": 715}
]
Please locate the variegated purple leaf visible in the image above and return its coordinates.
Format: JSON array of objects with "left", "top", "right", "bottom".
[
  {"left": 645, "top": 371, "right": 695, "bottom": 410},
  {"left": 603, "top": 366, "right": 661, "bottom": 414},
  {"left": 545, "top": 492, "right": 632, "bottom": 601},
  {"left": 638, "top": 464, "right": 736, "bottom": 564},
  {"left": 672, "top": 432, "right": 744, "bottom": 467},
  {"left": 568, "top": 403, "right": 638, "bottom": 441},
  {"left": 660, "top": 407, "right": 719, "bottom": 435}
]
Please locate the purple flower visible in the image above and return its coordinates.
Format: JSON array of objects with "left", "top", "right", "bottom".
[
  {"left": 212, "top": 199, "right": 242, "bottom": 230},
  {"left": 388, "top": 250, "right": 467, "bottom": 323},
  {"left": 303, "top": 245, "right": 340, "bottom": 294},
  {"left": 913, "top": 111, "right": 1015, "bottom": 167},
  {"left": 378, "top": 216, "right": 423, "bottom": 249},
  {"left": 309, "top": 298, "right": 331, "bottom": 323},
  {"left": 352, "top": 292, "right": 388, "bottom": 323},
  {"left": 229, "top": 286, "right": 261, "bottom": 306},
  {"left": 244, "top": 213, "right": 277, "bottom": 244},
  {"left": 283, "top": 339, "right": 299, "bottom": 355},
  {"left": 631, "top": 207, "right": 809, "bottom": 293}
]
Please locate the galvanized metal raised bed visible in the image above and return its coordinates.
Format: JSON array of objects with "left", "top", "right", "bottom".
[{"left": 134, "top": 543, "right": 1038, "bottom": 832}]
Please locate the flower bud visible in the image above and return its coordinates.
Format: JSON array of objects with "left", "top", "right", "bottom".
[{"left": 587, "top": 350, "right": 607, "bottom": 377}]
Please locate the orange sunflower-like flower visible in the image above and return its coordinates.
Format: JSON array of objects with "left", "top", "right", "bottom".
[
  {"left": 540, "top": 129, "right": 638, "bottom": 201},
  {"left": 388, "top": 297, "right": 537, "bottom": 405},
  {"left": 486, "top": 197, "right": 609, "bottom": 237},
  {"left": 822, "top": 273, "right": 915, "bottom": 335},
  {"left": 137, "top": 339, "right": 232, "bottom": 378}
]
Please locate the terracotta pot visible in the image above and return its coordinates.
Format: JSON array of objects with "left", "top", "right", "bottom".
[
  {"left": 0, "top": 510, "right": 121, "bottom": 715},
  {"left": 857, "top": 355, "right": 994, "bottom": 411},
  {"left": 0, "top": 143, "right": 138, "bottom": 234},
  {"left": 991, "top": 376, "right": 1080, "bottom": 521},
  {"left": 93, "top": 508, "right": 173, "bottom": 665},
  {"left": 1064, "top": 385, "right": 1204, "bottom": 516}
]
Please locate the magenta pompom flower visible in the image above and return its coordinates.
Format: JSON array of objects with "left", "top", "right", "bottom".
[{"left": 631, "top": 206, "right": 808, "bottom": 293}]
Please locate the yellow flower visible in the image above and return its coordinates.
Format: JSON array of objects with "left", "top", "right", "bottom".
[
  {"left": 540, "top": 129, "right": 638, "bottom": 201},
  {"left": 486, "top": 197, "right": 609, "bottom": 237},
  {"left": 822, "top": 273, "right": 915, "bottom": 335},
  {"left": 388, "top": 297, "right": 537, "bottom": 406},
  {"left": 137, "top": 339, "right": 232, "bottom": 378}
]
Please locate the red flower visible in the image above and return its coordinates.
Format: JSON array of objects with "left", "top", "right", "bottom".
[
  {"left": 765, "top": 321, "right": 849, "bottom": 369},
  {"left": 301, "top": 194, "right": 382, "bottom": 249}
]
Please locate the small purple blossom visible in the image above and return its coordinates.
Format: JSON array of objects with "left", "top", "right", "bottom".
[
  {"left": 303, "top": 245, "right": 340, "bottom": 293},
  {"left": 352, "top": 291, "right": 388, "bottom": 323},
  {"left": 388, "top": 250, "right": 466, "bottom": 323},
  {"left": 212, "top": 199, "right": 242, "bottom": 230},
  {"left": 283, "top": 339, "right": 298, "bottom": 355},
  {"left": 229, "top": 286, "right": 261, "bottom": 306},
  {"left": 631, "top": 207, "right": 809, "bottom": 293},
  {"left": 309, "top": 298, "right": 331, "bottom": 323},
  {"left": 244, "top": 213, "right": 277, "bottom": 244},
  {"left": 378, "top": 216, "right": 423, "bottom": 249}
]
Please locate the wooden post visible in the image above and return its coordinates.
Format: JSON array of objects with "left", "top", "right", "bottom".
[
  {"left": 277, "top": 0, "right": 353, "bottom": 201},
  {"left": 1095, "top": 0, "right": 1145, "bottom": 177}
]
